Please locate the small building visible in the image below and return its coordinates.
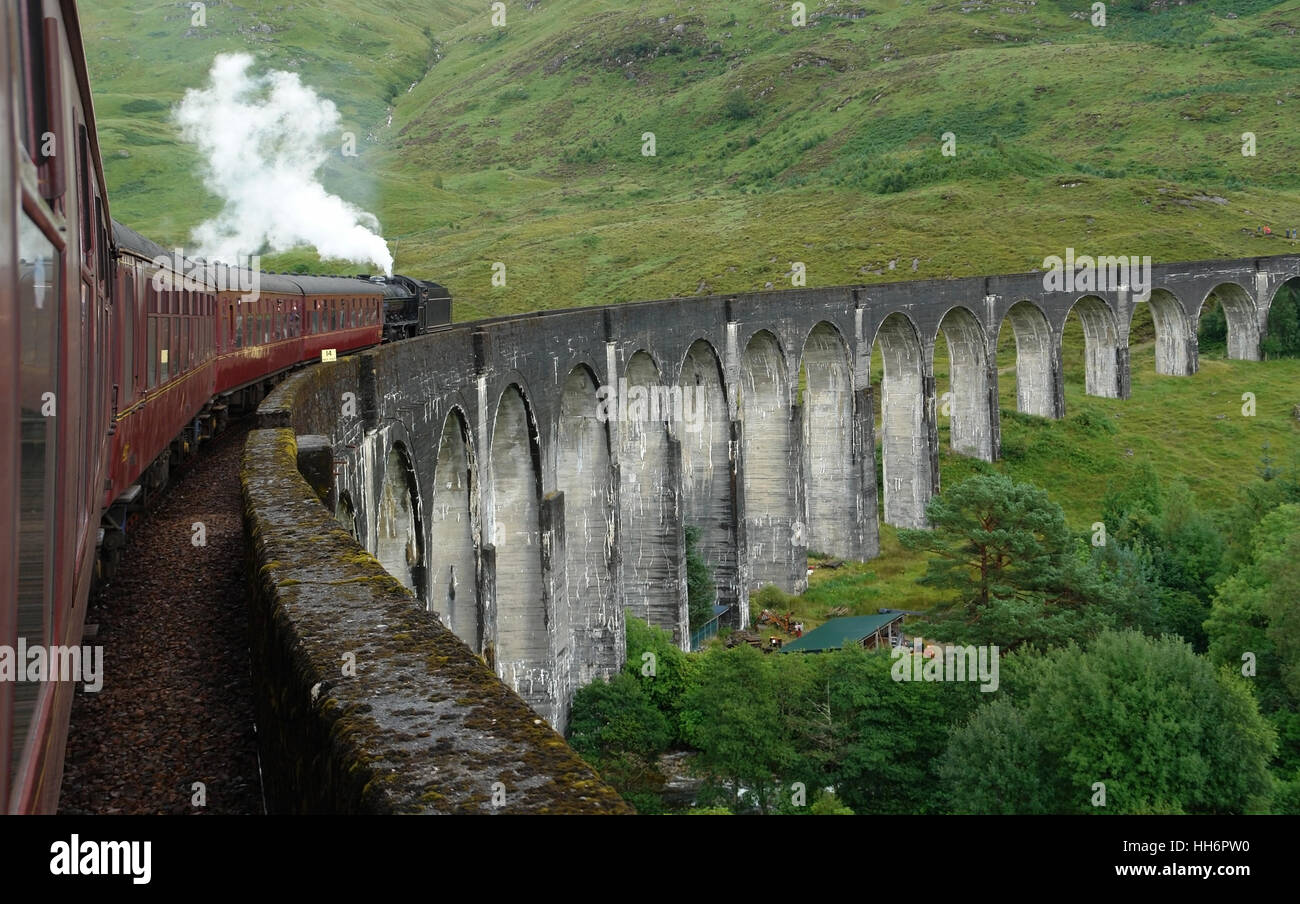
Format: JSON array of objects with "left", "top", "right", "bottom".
[{"left": 778, "top": 613, "right": 905, "bottom": 654}]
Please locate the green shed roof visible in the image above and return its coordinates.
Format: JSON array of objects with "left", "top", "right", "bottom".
[{"left": 779, "top": 613, "right": 904, "bottom": 653}]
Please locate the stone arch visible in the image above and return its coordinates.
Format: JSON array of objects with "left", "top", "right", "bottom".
[
  {"left": 1065, "top": 295, "right": 1122, "bottom": 398},
  {"left": 936, "top": 306, "right": 993, "bottom": 460},
  {"left": 619, "top": 350, "right": 687, "bottom": 646},
  {"left": 557, "top": 364, "right": 618, "bottom": 689},
  {"left": 799, "top": 322, "right": 855, "bottom": 559},
  {"left": 998, "top": 300, "right": 1057, "bottom": 418},
  {"left": 740, "top": 329, "right": 802, "bottom": 593},
  {"left": 1198, "top": 282, "right": 1260, "bottom": 361},
  {"left": 429, "top": 407, "right": 478, "bottom": 649},
  {"left": 874, "top": 312, "right": 932, "bottom": 529},
  {"left": 1264, "top": 276, "right": 1300, "bottom": 359},
  {"left": 678, "top": 338, "right": 743, "bottom": 628},
  {"left": 1134, "top": 288, "right": 1194, "bottom": 376},
  {"left": 489, "top": 383, "right": 551, "bottom": 717},
  {"left": 376, "top": 442, "right": 425, "bottom": 601}
]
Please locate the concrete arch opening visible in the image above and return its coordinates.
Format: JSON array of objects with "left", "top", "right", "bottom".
[
  {"left": 1131, "top": 288, "right": 1193, "bottom": 376},
  {"left": 1264, "top": 277, "right": 1300, "bottom": 359},
  {"left": 936, "top": 306, "right": 993, "bottom": 460},
  {"left": 619, "top": 351, "right": 687, "bottom": 646},
  {"left": 557, "top": 365, "right": 617, "bottom": 687},
  {"left": 490, "top": 384, "right": 551, "bottom": 716},
  {"left": 873, "top": 312, "right": 932, "bottom": 529},
  {"left": 740, "top": 330, "right": 802, "bottom": 593},
  {"left": 376, "top": 442, "right": 424, "bottom": 601},
  {"left": 799, "top": 322, "right": 855, "bottom": 560},
  {"left": 1198, "top": 282, "right": 1260, "bottom": 361},
  {"left": 997, "top": 301, "right": 1057, "bottom": 419},
  {"left": 678, "top": 339, "right": 743, "bottom": 627},
  {"left": 429, "top": 408, "right": 478, "bottom": 649},
  {"left": 1064, "top": 295, "right": 1122, "bottom": 398}
]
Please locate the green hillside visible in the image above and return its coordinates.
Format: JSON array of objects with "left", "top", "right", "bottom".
[{"left": 84, "top": 0, "right": 1300, "bottom": 319}]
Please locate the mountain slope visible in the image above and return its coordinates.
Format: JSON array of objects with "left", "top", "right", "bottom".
[{"left": 83, "top": 0, "right": 1300, "bottom": 317}]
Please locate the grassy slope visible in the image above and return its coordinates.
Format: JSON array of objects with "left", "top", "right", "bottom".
[
  {"left": 83, "top": 0, "right": 1300, "bottom": 629},
  {"left": 84, "top": 0, "right": 1300, "bottom": 315},
  {"left": 766, "top": 335, "right": 1300, "bottom": 635}
]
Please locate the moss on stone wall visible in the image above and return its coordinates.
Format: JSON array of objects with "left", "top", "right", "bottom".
[{"left": 241, "top": 370, "right": 629, "bottom": 814}]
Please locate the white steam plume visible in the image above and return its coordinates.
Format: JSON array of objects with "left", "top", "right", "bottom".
[{"left": 174, "top": 53, "right": 393, "bottom": 275}]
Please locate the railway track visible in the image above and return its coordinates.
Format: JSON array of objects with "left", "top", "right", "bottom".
[{"left": 58, "top": 421, "right": 263, "bottom": 815}]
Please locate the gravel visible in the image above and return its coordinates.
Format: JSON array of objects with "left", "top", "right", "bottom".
[{"left": 59, "top": 421, "right": 264, "bottom": 815}]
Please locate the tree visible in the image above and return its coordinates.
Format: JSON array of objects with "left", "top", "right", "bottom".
[
  {"left": 901, "top": 474, "right": 1073, "bottom": 608},
  {"left": 684, "top": 524, "right": 717, "bottom": 630},
  {"left": 794, "top": 645, "right": 975, "bottom": 814},
  {"left": 939, "top": 696, "right": 1055, "bottom": 814},
  {"left": 1102, "top": 469, "right": 1224, "bottom": 650},
  {"left": 942, "top": 631, "right": 1277, "bottom": 814},
  {"left": 679, "top": 644, "right": 798, "bottom": 813},
  {"left": 622, "top": 615, "right": 693, "bottom": 742},
  {"left": 568, "top": 672, "right": 672, "bottom": 763},
  {"left": 1206, "top": 504, "right": 1300, "bottom": 773},
  {"left": 899, "top": 474, "right": 1112, "bottom": 648},
  {"left": 567, "top": 671, "right": 673, "bottom": 813}
]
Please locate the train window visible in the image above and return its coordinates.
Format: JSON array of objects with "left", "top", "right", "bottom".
[
  {"left": 312, "top": 305, "right": 319, "bottom": 334},
  {"left": 78, "top": 284, "right": 90, "bottom": 527},
  {"left": 159, "top": 319, "right": 170, "bottom": 383},
  {"left": 235, "top": 311, "right": 242, "bottom": 349},
  {"left": 79, "top": 128, "right": 94, "bottom": 270},
  {"left": 123, "top": 273, "right": 135, "bottom": 401},
  {"left": 14, "top": 214, "right": 60, "bottom": 782},
  {"left": 16, "top": 3, "right": 43, "bottom": 158},
  {"left": 96, "top": 200, "right": 109, "bottom": 288},
  {"left": 148, "top": 317, "right": 157, "bottom": 388}
]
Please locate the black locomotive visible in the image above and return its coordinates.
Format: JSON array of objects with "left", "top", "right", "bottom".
[{"left": 366, "top": 274, "right": 453, "bottom": 343}]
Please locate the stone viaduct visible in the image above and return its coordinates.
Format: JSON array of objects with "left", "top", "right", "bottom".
[{"left": 278, "top": 253, "right": 1300, "bottom": 730}]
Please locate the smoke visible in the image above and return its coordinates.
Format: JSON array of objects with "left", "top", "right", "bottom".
[{"left": 174, "top": 53, "right": 393, "bottom": 276}]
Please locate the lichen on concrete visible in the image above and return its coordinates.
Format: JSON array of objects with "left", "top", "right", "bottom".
[{"left": 242, "top": 390, "right": 629, "bottom": 814}]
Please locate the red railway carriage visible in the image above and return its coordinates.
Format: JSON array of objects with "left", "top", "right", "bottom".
[
  {"left": 1, "top": 0, "right": 115, "bottom": 814},
  {"left": 105, "top": 225, "right": 384, "bottom": 533},
  {"left": 3, "top": 0, "right": 402, "bottom": 815}
]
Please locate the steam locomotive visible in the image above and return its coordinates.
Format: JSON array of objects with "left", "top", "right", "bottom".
[{"left": 1, "top": 0, "right": 449, "bottom": 813}]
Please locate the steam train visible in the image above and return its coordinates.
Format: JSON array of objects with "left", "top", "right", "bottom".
[{"left": 1, "top": 0, "right": 449, "bottom": 813}]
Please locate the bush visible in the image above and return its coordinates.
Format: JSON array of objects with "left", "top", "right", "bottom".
[
  {"left": 1068, "top": 408, "right": 1117, "bottom": 435},
  {"left": 722, "top": 88, "right": 754, "bottom": 121}
]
